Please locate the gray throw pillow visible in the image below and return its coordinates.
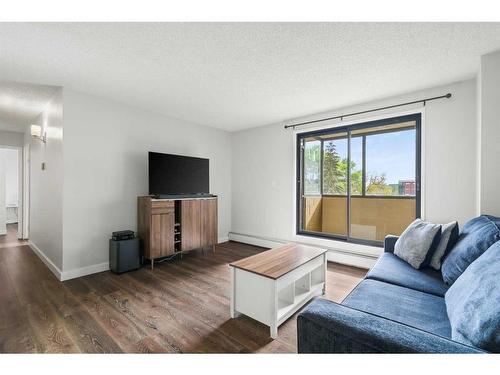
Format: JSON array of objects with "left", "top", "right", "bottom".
[
  {"left": 394, "top": 219, "right": 442, "bottom": 269},
  {"left": 430, "top": 221, "right": 459, "bottom": 270}
]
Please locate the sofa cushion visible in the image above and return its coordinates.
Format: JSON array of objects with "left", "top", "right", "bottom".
[
  {"left": 394, "top": 219, "right": 442, "bottom": 269},
  {"left": 343, "top": 279, "right": 451, "bottom": 338},
  {"left": 442, "top": 215, "right": 500, "bottom": 285},
  {"left": 430, "top": 221, "right": 459, "bottom": 270},
  {"left": 445, "top": 241, "right": 500, "bottom": 353},
  {"left": 366, "top": 253, "right": 448, "bottom": 297},
  {"left": 298, "top": 298, "right": 482, "bottom": 353}
]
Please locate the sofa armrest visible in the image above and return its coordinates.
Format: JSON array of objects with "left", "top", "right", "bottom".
[
  {"left": 297, "top": 299, "right": 484, "bottom": 353},
  {"left": 384, "top": 235, "right": 399, "bottom": 253}
]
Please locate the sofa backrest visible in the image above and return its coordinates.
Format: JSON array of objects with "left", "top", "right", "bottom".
[{"left": 441, "top": 215, "right": 500, "bottom": 285}]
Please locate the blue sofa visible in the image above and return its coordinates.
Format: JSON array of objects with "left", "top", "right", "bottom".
[{"left": 297, "top": 225, "right": 498, "bottom": 353}]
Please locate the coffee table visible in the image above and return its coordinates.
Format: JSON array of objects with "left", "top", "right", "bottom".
[{"left": 229, "top": 243, "right": 327, "bottom": 339}]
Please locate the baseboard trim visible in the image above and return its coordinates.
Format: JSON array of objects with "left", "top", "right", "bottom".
[
  {"left": 228, "top": 232, "right": 378, "bottom": 269},
  {"left": 29, "top": 241, "right": 109, "bottom": 281},
  {"left": 218, "top": 236, "right": 230, "bottom": 244},
  {"left": 63, "top": 236, "right": 228, "bottom": 280},
  {"left": 62, "top": 237, "right": 229, "bottom": 281},
  {"left": 32, "top": 235, "right": 228, "bottom": 282},
  {"left": 60, "top": 262, "right": 110, "bottom": 281},
  {"left": 29, "top": 241, "right": 63, "bottom": 280}
]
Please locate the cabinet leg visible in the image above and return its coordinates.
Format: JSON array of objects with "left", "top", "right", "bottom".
[
  {"left": 151, "top": 259, "right": 154, "bottom": 270},
  {"left": 212, "top": 244, "right": 216, "bottom": 254},
  {"left": 270, "top": 324, "right": 278, "bottom": 339},
  {"left": 230, "top": 267, "right": 237, "bottom": 318}
]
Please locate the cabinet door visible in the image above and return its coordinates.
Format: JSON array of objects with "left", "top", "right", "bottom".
[
  {"left": 200, "top": 199, "right": 218, "bottom": 247},
  {"left": 151, "top": 213, "right": 175, "bottom": 258},
  {"left": 181, "top": 200, "right": 201, "bottom": 251}
]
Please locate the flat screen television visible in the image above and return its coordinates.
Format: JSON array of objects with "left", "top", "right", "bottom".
[{"left": 148, "top": 152, "right": 209, "bottom": 196}]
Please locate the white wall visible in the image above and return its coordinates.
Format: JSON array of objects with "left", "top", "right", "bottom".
[
  {"left": 479, "top": 50, "right": 500, "bottom": 216},
  {"left": 24, "top": 78, "right": 482, "bottom": 276},
  {"left": 0, "top": 119, "right": 26, "bottom": 134},
  {"left": 0, "top": 130, "right": 24, "bottom": 147},
  {"left": 231, "top": 79, "right": 478, "bottom": 264},
  {"left": 61, "top": 89, "right": 232, "bottom": 277},
  {"left": 29, "top": 88, "right": 64, "bottom": 271}
]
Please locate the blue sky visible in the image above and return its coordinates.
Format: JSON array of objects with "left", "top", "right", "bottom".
[
  {"left": 365, "top": 129, "right": 415, "bottom": 184},
  {"left": 325, "top": 129, "right": 415, "bottom": 184}
]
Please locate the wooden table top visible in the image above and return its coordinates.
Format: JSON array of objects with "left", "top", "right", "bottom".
[{"left": 229, "top": 243, "right": 327, "bottom": 279}]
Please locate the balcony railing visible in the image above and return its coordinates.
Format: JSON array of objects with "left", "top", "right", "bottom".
[{"left": 302, "top": 195, "right": 416, "bottom": 243}]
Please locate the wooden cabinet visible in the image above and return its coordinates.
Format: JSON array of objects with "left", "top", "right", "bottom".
[
  {"left": 180, "top": 200, "right": 201, "bottom": 251},
  {"left": 180, "top": 199, "right": 218, "bottom": 251},
  {"left": 150, "top": 212, "right": 175, "bottom": 258},
  {"left": 138, "top": 198, "right": 175, "bottom": 262},
  {"left": 200, "top": 198, "right": 218, "bottom": 247},
  {"left": 138, "top": 196, "right": 218, "bottom": 269}
]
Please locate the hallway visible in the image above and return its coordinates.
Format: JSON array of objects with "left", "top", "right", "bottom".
[{"left": 0, "top": 223, "right": 27, "bottom": 249}]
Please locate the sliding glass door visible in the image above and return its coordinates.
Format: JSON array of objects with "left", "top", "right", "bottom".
[{"left": 297, "top": 114, "right": 421, "bottom": 246}]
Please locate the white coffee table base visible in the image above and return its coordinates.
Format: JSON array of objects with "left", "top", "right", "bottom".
[{"left": 230, "top": 253, "right": 326, "bottom": 339}]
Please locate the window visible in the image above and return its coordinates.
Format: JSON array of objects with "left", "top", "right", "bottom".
[
  {"left": 322, "top": 135, "right": 348, "bottom": 195},
  {"left": 303, "top": 140, "right": 321, "bottom": 195},
  {"left": 297, "top": 114, "right": 421, "bottom": 246}
]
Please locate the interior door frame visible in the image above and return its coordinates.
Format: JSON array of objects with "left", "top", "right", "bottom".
[{"left": 22, "top": 142, "right": 29, "bottom": 239}]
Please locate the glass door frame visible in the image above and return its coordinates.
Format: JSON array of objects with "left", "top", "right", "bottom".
[{"left": 296, "top": 113, "right": 422, "bottom": 247}]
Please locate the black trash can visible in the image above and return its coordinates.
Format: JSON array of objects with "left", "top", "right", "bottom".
[{"left": 109, "top": 235, "right": 140, "bottom": 274}]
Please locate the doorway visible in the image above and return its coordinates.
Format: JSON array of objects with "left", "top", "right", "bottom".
[{"left": 0, "top": 146, "right": 26, "bottom": 247}]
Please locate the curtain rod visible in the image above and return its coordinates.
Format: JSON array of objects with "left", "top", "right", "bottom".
[{"left": 284, "top": 93, "right": 452, "bottom": 130}]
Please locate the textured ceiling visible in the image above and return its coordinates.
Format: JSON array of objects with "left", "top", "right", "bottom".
[
  {"left": 0, "top": 81, "right": 59, "bottom": 132},
  {"left": 1, "top": 23, "right": 500, "bottom": 131}
]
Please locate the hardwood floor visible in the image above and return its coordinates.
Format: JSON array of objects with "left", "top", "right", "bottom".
[
  {"left": 0, "top": 223, "right": 28, "bottom": 249},
  {"left": 0, "top": 240, "right": 367, "bottom": 353}
]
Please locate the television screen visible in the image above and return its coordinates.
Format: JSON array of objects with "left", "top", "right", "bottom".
[{"left": 148, "top": 152, "right": 209, "bottom": 196}]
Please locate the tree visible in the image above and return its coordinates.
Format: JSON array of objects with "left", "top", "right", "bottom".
[
  {"left": 323, "top": 142, "right": 363, "bottom": 194},
  {"left": 366, "top": 174, "right": 392, "bottom": 195},
  {"left": 304, "top": 142, "right": 321, "bottom": 194},
  {"left": 311, "top": 140, "right": 392, "bottom": 196},
  {"left": 348, "top": 162, "right": 363, "bottom": 194},
  {"left": 323, "top": 141, "right": 345, "bottom": 194}
]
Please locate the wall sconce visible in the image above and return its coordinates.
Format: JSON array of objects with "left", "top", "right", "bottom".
[{"left": 31, "top": 125, "right": 47, "bottom": 144}]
